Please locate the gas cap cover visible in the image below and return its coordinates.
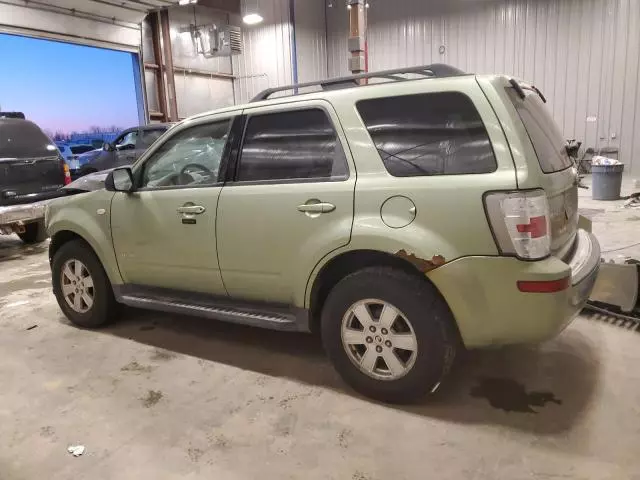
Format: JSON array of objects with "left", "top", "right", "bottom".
[{"left": 380, "top": 196, "right": 417, "bottom": 228}]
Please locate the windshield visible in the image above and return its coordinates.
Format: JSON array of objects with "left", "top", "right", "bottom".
[
  {"left": 506, "top": 87, "right": 572, "bottom": 173},
  {"left": 0, "top": 120, "right": 58, "bottom": 159}
]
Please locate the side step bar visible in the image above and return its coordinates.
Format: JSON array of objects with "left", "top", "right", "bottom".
[{"left": 114, "top": 285, "right": 309, "bottom": 332}]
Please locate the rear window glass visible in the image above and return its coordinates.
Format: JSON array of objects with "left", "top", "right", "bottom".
[
  {"left": 506, "top": 87, "right": 573, "bottom": 173},
  {"left": 70, "top": 145, "right": 95, "bottom": 154},
  {"left": 0, "top": 120, "right": 57, "bottom": 158},
  {"left": 356, "top": 92, "right": 496, "bottom": 177}
]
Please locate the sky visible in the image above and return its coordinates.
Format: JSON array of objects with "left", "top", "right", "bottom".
[{"left": 0, "top": 33, "right": 139, "bottom": 134}]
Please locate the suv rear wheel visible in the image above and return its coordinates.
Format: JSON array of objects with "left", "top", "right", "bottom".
[
  {"left": 18, "top": 220, "right": 46, "bottom": 244},
  {"left": 321, "top": 267, "right": 458, "bottom": 403},
  {"left": 52, "top": 240, "right": 119, "bottom": 328}
]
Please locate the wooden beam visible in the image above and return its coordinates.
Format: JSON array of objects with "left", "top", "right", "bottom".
[{"left": 149, "top": 12, "right": 168, "bottom": 122}]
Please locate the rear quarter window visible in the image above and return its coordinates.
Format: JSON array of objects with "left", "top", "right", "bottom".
[{"left": 356, "top": 92, "right": 497, "bottom": 177}]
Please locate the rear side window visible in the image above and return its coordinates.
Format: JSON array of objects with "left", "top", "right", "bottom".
[
  {"left": 357, "top": 92, "right": 496, "bottom": 176},
  {"left": 237, "top": 108, "right": 348, "bottom": 182},
  {"left": 506, "top": 87, "right": 572, "bottom": 173}
]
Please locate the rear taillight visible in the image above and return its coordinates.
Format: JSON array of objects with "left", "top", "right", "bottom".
[
  {"left": 484, "top": 189, "right": 551, "bottom": 260},
  {"left": 61, "top": 161, "right": 71, "bottom": 185}
]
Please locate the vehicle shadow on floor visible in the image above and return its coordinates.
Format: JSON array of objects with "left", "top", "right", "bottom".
[
  {"left": 0, "top": 237, "right": 48, "bottom": 263},
  {"left": 104, "top": 308, "right": 600, "bottom": 438}
]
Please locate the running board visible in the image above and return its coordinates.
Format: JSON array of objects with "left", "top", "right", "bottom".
[{"left": 113, "top": 285, "right": 309, "bottom": 332}]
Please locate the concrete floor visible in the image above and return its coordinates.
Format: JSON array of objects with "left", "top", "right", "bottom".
[{"left": 1, "top": 178, "right": 639, "bottom": 480}]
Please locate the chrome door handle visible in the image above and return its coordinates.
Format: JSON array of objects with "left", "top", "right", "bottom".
[
  {"left": 177, "top": 205, "right": 206, "bottom": 215},
  {"left": 297, "top": 202, "right": 335, "bottom": 213}
]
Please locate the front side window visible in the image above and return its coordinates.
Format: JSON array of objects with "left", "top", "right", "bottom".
[
  {"left": 237, "top": 108, "right": 348, "bottom": 182},
  {"left": 115, "top": 130, "right": 138, "bottom": 151},
  {"left": 357, "top": 92, "right": 497, "bottom": 177},
  {"left": 139, "top": 128, "right": 167, "bottom": 149},
  {"left": 141, "top": 120, "right": 231, "bottom": 189}
]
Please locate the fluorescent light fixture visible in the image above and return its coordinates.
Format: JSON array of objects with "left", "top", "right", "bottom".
[
  {"left": 178, "top": 0, "right": 197, "bottom": 5},
  {"left": 243, "top": 13, "right": 263, "bottom": 25}
]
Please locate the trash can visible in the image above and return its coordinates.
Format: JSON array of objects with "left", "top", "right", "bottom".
[{"left": 591, "top": 164, "right": 624, "bottom": 200}]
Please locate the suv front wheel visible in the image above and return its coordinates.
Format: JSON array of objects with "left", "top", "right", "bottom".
[
  {"left": 52, "top": 239, "right": 119, "bottom": 328},
  {"left": 321, "top": 267, "right": 458, "bottom": 404}
]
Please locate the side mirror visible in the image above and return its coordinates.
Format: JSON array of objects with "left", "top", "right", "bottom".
[
  {"left": 103, "top": 142, "right": 114, "bottom": 152},
  {"left": 105, "top": 167, "right": 134, "bottom": 193}
]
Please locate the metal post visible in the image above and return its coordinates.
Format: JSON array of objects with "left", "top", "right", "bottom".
[
  {"left": 347, "top": 0, "right": 366, "bottom": 81},
  {"left": 160, "top": 9, "right": 179, "bottom": 122}
]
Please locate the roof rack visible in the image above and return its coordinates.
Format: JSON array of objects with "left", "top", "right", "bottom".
[{"left": 250, "top": 63, "right": 466, "bottom": 102}]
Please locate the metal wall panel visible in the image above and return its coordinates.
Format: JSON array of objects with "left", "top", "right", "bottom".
[
  {"left": 324, "top": 0, "right": 640, "bottom": 174},
  {"left": 293, "top": 0, "right": 328, "bottom": 82},
  {"left": 168, "top": 5, "right": 233, "bottom": 74},
  {"left": 174, "top": 74, "right": 235, "bottom": 118},
  {"left": 233, "top": 0, "right": 294, "bottom": 103}
]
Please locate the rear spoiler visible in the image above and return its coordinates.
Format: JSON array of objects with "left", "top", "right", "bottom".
[{"left": 508, "top": 79, "right": 547, "bottom": 103}]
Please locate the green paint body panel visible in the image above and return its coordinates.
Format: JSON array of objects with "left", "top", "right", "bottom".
[
  {"left": 46, "top": 73, "right": 599, "bottom": 348},
  {"left": 426, "top": 256, "right": 574, "bottom": 347},
  {"left": 47, "top": 190, "right": 122, "bottom": 286}
]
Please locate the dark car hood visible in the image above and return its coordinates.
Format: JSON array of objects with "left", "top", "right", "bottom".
[{"left": 63, "top": 167, "right": 125, "bottom": 192}]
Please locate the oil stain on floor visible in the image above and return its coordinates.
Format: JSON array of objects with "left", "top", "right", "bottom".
[{"left": 470, "top": 377, "right": 562, "bottom": 413}]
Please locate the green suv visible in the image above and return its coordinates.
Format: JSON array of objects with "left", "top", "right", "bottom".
[{"left": 46, "top": 65, "right": 600, "bottom": 403}]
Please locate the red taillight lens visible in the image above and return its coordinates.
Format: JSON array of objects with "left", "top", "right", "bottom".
[
  {"left": 517, "top": 276, "right": 570, "bottom": 293},
  {"left": 62, "top": 162, "right": 71, "bottom": 185},
  {"left": 516, "top": 215, "right": 548, "bottom": 238}
]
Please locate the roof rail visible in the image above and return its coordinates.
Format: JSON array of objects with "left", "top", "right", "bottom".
[{"left": 250, "top": 63, "right": 466, "bottom": 102}]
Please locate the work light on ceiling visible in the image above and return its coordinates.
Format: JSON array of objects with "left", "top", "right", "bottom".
[{"left": 243, "top": 0, "right": 263, "bottom": 25}]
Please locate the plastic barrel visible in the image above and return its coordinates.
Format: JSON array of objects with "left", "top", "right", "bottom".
[{"left": 591, "top": 164, "right": 624, "bottom": 200}]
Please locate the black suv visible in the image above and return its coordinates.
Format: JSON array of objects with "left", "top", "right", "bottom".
[{"left": 0, "top": 116, "right": 70, "bottom": 243}]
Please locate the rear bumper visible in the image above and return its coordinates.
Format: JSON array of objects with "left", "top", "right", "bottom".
[
  {"left": 427, "top": 229, "right": 600, "bottom": 348},
  {"left": 0, "top": 201, "right": 48, "bottom": 229}
]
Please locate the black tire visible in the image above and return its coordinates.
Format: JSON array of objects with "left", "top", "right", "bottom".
[
  {"left": 321, "top": 267, "right": 458, "bottom": 404},
  {"left": 18, "top": 220, "right": 47, "bottom": 244},
  {"left": 51, "top": 239, "right": 119, "bottom": 328}
]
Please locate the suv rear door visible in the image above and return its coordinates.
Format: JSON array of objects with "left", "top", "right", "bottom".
[
  {"left": 216, "top": 100, "right": 355, "bottom": 304},
  {"left": 0, "top": 119, "right": 66, "bottom": 205}
]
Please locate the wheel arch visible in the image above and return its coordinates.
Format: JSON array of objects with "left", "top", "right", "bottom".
[
  {"left": 49, "top": 226, "right": 122, "bottom": 286},
  {"left": 307, "top": 249, "right": 449, "bottom": 334}
]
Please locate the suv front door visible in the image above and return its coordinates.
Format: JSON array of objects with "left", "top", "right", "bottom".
[
  {"left": 110, "top": 114, "right": 235, "bottom": 294},
  {"left": 217, "top": 101, "right": 356, "bottom": 304},
  {"left": 113, "top": 128, "right": 140, "bottom": 168}
]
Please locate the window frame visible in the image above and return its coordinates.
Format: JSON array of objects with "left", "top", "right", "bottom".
[
  {"left": 355, "top": 91, "right": 498, "bottom": 178},
  {"left": 134, "top": 117, "right": 236, "bottom": 192},
  {"left": 229, "top": 104, "right": 351, "bottom": 186}
]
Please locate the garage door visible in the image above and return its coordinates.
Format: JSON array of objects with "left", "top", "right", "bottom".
[{"left": 0, "top": 0, "right": 178, "bottom": 51}]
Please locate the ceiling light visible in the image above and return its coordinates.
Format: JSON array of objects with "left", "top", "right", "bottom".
[
  {"left": 178, "top": 0, "right": 197, "bottom": 5},
  {"left": 243, "top": 13, "right": 263, "bottom": 25}
]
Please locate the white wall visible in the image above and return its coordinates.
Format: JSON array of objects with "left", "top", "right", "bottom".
[
  {"left": 233, "top": 0, "right": 294, "bottom": 103},
  {"left": 325, "top": 0, "right": 640, "bottom": 174}
]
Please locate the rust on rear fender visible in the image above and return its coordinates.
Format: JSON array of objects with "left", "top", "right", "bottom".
[{"left": 395, "top": 249, "right": 446, "bottom": 274}]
